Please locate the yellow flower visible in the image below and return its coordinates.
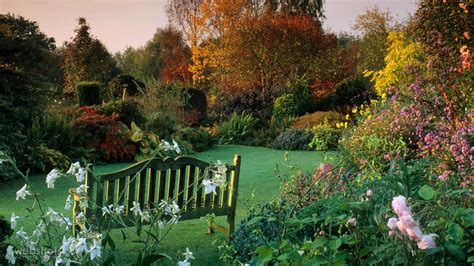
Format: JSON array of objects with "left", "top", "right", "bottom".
[{"left": 344, "top": 122, "right": 348, "bottom": 129}]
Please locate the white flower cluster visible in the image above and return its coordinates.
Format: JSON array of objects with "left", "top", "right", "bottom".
[
  {"left": 158, "top": 200, "right": 181, "bottom": 224},
  {"left": 202, "top": 160, "right": 228, "bottom": 194},
  {"left": 159, "top": 139, "right": 181, "bottom": 154},
  {"left": 7, "top": 162, "right": 102, "bottom": 265},
  {"left": 178, "top": 247, "right": 195, "bottom": 266}
]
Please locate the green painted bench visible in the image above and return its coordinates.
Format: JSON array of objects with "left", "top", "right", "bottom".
[{"left": 70, "top": 154, "right": 241, "bottom": 237}]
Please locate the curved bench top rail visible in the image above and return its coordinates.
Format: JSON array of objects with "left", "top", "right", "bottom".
[{"left": 99, "top": 156, "right": 235, "bottom": 181}]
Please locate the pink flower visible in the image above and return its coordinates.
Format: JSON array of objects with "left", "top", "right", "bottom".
[
  {"left": 387, "top": 217, "right": 398, "bottom": 230},
  {"left": 392, "top": 196, "right": 410, "bottom": 217},
  {"left": 417, "top": 234, "right": 438, "bottom": 250},
  {"left": 406, "top": 225, "right": 423, "bottom": 241},
  {"left": 388, "top": 230, "right": 396, "bottom": 237},
  {"left": 397, "top": 219, "right": 408, "bottom": 234},
  {"left": 366, "top": 190, "right": 373, "bottom": 197},
  {"left": 346, "top": 218, "right": 357, "bottom": 227},
  {"left": 438, "top": 170, "right": 451, "bottom": 181}
]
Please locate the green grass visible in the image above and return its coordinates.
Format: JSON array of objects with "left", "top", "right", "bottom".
[{"left": 0, "top": 145, "right": 336, "bottom": 265}]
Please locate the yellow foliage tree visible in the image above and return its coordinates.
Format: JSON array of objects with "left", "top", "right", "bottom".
[{"left": 365, "top": 32, "right": 424, "bottom": 98}]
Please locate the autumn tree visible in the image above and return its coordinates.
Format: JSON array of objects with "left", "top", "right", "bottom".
[
  {"left": 353, "top": 5, "right": 399, "bottom": 72},
  {"left": 115, "top": 26, "right": 191, "bottom": 84},
  {"left": 62, "top": 17, "right": 119, "bottom": 95}
]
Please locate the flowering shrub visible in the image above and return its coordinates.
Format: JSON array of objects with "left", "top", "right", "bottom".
[
  {"left": 1, "top": 146, "right": 226, "bottom": 265},
  {"left": 309, "top": 124, "right": 341, "bottom": 151}
]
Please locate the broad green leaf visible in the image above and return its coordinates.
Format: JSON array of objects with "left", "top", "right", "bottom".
[
  {"left": 328, "top": 238, "right": 342, "bottom": 251},
  {"left": 418, "top": 185, "right": 435, "bottom": 200},
  {"left": 256, "top": 245, "right": 273, "bottom": 263},
  {"left": 313, "top": 237, "right": 328, "bottom": 248}
]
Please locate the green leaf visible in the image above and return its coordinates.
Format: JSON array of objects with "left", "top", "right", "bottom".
[
  {"left": 256, "top": 245, "right": 273, "bottom": 263},
  {"left": 328, "top": 238, "right": 342, "bottom": 251},
  {"left": 141, "top": 253, "right": 172, "bottom": 266},
  {"left": 121, "top": 229, "right": 127, "bottom": 241},
  {"left": 418, "top": 185, "right": 435, "bottom": 200},
  {"left": 313, "top": 237, "right": 328, "bottom": 248},
  {"left": 467, "top": 256, "right": 474, "bottom": 263},
  {"left": 447, "top": 223, "right": 464, "bottom": 241},
  {"left": 103, "top": 234, "right": 116, "bottom": 250}
]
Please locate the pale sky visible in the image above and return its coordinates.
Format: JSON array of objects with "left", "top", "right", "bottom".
[{"left": 1, "top": 0, "right": 418, "bottom": 53}]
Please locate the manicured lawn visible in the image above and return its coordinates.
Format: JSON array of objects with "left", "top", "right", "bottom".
[{"left": 0, "top": 145, "right": 336, "bottom": 265}]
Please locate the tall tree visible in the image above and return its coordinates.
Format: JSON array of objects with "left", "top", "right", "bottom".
[
  {"left": 62, "top": 17, "right": 119, "bottom": 94},
  {"left": 0, "top": 13, "right": 61, "bottom": 85},
  {"left": 353, "top": 5, "right": 399, "bottom": 72}
]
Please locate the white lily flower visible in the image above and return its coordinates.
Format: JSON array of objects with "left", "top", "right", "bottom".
[
  {"left": 178, "top": 260, "right": 190, "bottom": 266},
  {"left": 114, "top": 205, "right": 125, "bottom": 216},
  {"left": 47, "top": 207, "right": 60, "bottom": 222},
  {"left": 76, "top": 184, "right": 88, "bottom": 194},
  {"left": 16, "top": 184, "right": 31, "bottom": 200},
  {"left": 183, "top": 247, "right": 195, "bottom": 260},
  {"left": 101, "top": 205, "right": 112, "bottom": 216},
  {"left": 60, "top": 236, "right": 73, "bottom": 254},
  {"left": 6, "top": 245, "right": 15, "bottom": 264},
  {"left": 66, "top": 161, "right": 81, "bottom": 175},
  {"left": 89, "top": 239, "right": 102, "bottom": 260},
  {"left": 171, "top": 201, "right": 180, "bottom": 214},
  {"left": 46, "top": 168, "right": 59, "bottom": 189},
  {"left": 79, "top": 198, "right": 89, "bottom": 209},
  {"left": 65, "top": 195, "right": 73, "bottom": 210},
  {"left": 75, "top": 167, "right": 86, "bottom": 183},
  {"left": 130, "top": 201, "right": 142, "bottom": 216},
  {"left": 42, "top": 252, "right": 51, "bottom": 263},
  {"left": 159, "top": 140, "right": 172, "bottom": 151},
  {"left": 16, "top": 227, "right": 28, "bottom": 240},
  {"left": 140, "top": 210, "right": 151, "bottom": 223},
  {"left": 10, "top": 212, "right": 20, "bottom": 229},
  {"left": 73, "top": 237, "right": 88, "bottom": 254},
  {"left": 173, "top": 139, "right": 181, "bottom": 154},
  {"left": 202, "top": 179, "right": 217, "bottom": 194},
  {"left": 32, "top": 220, "right": 46, "bottom": 239}
]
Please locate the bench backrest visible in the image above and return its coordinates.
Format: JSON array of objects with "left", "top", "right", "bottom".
[{"left": 82, "top": 155, "right": 241, "bottom": 228}]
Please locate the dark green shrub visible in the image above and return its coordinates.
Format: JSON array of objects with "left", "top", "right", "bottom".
[
  {"left": 334, "top": 76, "right": 375, "bottom": 108},
  {"left": 107, "top": 74, "right": 144, "bottom": 100},
  {"left": 175, "top": 127, "right": 217, "bottom": 152},
  {"left": 0, "top": 216, "right": 13, "bottom": 266},
  {"left": 77, "top": 81, "right": 101, "bottom": 106},
  {"left": 218, "top": 112, "right": 256, "bottom": 144},
  {"left": 272, "top": 85, "right": 314, "bottom": 120},
  {"left": 183, "top": 87, "right": 207, "bottom": 117},
  {"left": 272, "top": 93, "right": 300, "bottom": 119},
  {"left": 212, "top": 84, "right": 279, "bottom": 123},
  {"left": 227, "top": 201, "right": 295, "bottom": 264},
  {"left": 292, "top": 111, "right": 344, "bottom": 129},
  {"left": 0, "top": 66, "right": 46, "bottom": 180},
  {"left": 309, "top": 124, "right": 342, "bottom": 151},
  {"left": 18, "top": 144, "right": 71, "bottom": 173},
  {"left": 96, "top": 99, "right": 144, "bottom": 127},
  {"left": 25, "top": 112, "right": 76, "bottom": 155},
  {"left": 272, "top": 128, "right": 312, "bottom": 150},
  {"left": 145, "top": 111, "right": 177, "bottom": 139}
]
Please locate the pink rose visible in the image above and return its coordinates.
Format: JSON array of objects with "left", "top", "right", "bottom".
[
  {"left": 366, "top": 190, "right": 373, "bottom": 197},
  {"left": 392, "top": 196, "right": 410, "bottom": 216},
  {"left": 417, "top": 234, "right": 438, "bottom": 250},
  {"left": 387, "top": 217, "right": 398, "bottom": 230}
]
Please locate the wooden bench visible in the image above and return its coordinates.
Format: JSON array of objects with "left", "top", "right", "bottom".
[{"left": 70, "top": 154, "right": 241, "bottom": 237}]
